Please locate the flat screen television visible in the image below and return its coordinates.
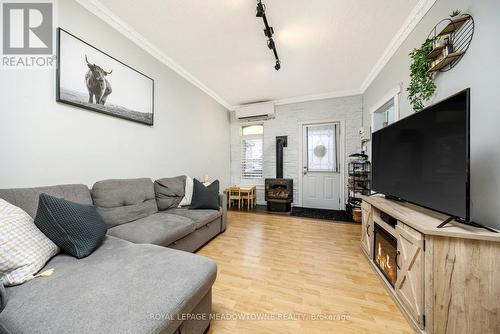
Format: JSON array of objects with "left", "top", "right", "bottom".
[{"left": 372, "top": 89, "right": 470, "bottom": 221}]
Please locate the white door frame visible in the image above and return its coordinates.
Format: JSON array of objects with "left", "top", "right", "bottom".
[{"left": 297, "top": 119, "right": 346, "bottom": 209}]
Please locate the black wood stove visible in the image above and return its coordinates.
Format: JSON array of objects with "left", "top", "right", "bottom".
[{"left": 265, "top": 136, "right": 293, "bottom": 212}]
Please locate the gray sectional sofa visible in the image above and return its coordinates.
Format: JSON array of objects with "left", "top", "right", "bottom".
[
  {"left": 91, "top": 178, "right": 227, "bottom": 252},
  {"left": 0, "top": 178, "right": 227, "bottom": 334}
]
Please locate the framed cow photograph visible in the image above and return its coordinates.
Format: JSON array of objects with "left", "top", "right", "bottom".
[{"left": 56, "top": 28, "right": 154, "bottom": 125}]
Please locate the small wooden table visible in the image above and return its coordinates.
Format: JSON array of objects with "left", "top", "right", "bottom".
[{"left": 223, "top": 186, "right": 256, "bottom": 209}]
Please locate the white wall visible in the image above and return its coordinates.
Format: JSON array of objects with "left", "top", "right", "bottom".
[
  {"left": 230, "top": 96, "right": 363, "bottom": 205},
  {"left": 362, "top": 0, "right": 500, "bottom": 229},
  {"left": 0, "top": 0, "right": 230, "bottom": 188}
]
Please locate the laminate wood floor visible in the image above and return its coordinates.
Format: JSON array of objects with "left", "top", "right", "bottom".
[{"left": 197, "top": 211, "right": 414, "bottom": 334}]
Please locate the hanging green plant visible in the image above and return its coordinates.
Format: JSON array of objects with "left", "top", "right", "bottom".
[{"left": 407, "top": 38, "right": 436, "bottom": 111}]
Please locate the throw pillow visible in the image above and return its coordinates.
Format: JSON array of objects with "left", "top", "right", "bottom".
[
  {"left": 190, "top": 179, "right": 220, "bottom": 210},
  {"left": 34, "top": 194, "right": 108, "bottom": 259},
  {"left": 0, "top": 199, "right": 59, "bottom": 286},
  {"left": 0, "top": 282, "right": 6, "bottom": 312},
  {"left": 154, "top": 176, "right": 186, "bottom": 210},
  {"left": 179, "top": 176, "right": 194, "bottom": 206}
]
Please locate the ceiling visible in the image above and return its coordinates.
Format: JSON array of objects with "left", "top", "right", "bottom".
[{"left": 82, "top": 0, "right": 424, "bottom": 108}]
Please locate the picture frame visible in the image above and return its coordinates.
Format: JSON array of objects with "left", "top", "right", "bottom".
[{"left": 56, "top": 28, "right": 154, "bottom": 126}]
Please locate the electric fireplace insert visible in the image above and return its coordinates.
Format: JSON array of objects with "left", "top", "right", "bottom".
[{"left": 373, "top": 223, "right": 398, "bottom": 287}]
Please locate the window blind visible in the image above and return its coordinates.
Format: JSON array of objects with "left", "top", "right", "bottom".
[{"left": 241, "top": 137, "right": 263, "bottom": 179}]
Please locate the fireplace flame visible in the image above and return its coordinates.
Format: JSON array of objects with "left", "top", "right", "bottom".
[
  {"left": 377, "top": 243, "right": 384, "bottom": 270},
  {"left": 376, "top": 242, "right": 396, "bottom": 283},
  {"left": 374, "top": 228, "right": 397, "bottom": 285},
  {"left": 386, "top": 254, "right": 391, "bottom": 269}
]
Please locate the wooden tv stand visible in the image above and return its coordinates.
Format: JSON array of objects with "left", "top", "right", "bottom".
[{"left": 361, "top": 195, "right": 500, "bottom": 334}]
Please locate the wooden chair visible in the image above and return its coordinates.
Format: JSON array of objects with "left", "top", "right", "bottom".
[
  {"left": 228, "top": 187, "right": 242, "bottom": 209},
  {"left": 240, "top": 188, "right": 251, "bottom": 210},
  {"left": 241, "top": 186, "right": 257, "bottom": 210}
]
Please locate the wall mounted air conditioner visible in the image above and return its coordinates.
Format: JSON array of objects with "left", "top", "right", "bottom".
[{"left": 235, "top": 102, "right": 275, "bottom": 121}]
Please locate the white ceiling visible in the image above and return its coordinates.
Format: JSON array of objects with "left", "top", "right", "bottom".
[{"left": 83, "top": 0, "right": 423, "bottom": 108}]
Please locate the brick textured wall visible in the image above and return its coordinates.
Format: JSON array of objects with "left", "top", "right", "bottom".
[{"left": 230, "top": 95, "right": 363, "bottom": 206}]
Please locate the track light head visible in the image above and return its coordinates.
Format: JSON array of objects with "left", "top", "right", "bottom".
[
  {"left": 256, "top": 2, "right": 265, "bottom": 17},
  {"left": 264, "top": 26, "right": 274, "bottom": 38},
  {"left": 275, "top": 60, "right": 281, "bottom": 71},
  {"left": 267, "top": 38, "right": 275, "bottom": 50}
]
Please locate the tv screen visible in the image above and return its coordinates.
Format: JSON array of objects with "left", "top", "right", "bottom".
[{"left": 372, "top": 89, "right": 469, "bottom": 221}]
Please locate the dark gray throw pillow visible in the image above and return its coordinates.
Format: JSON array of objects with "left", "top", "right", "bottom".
[
  {"left": 190, "top": 179, "right": 220, "bottom": 210},
  {"left": 34, "top": 193, "right": 107, "bottom": 259}
]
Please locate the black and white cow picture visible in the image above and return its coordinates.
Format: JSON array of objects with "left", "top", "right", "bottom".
[
  {"left": 85, "top": 55, "right": 113, "bottom": 105},
  {"left": 57, "top": 29, "right": 154, "bottom": 125}
]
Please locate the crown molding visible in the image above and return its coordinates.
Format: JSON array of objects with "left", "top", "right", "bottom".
[
  {"left": 231, "top": 88, "right": 363, "bottom": 109},
  {"left": 75, "top": 0, "right": 233, "bottom": 110},
  {"left": 272, "top": 89, "right": 363, "bottom": 106},
  {"left": 360, "top": 0, "right": 437, "bottom": 93}
]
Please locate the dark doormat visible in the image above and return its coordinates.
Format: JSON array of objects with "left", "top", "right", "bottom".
[{"left": 291, "top": 207, "right": 354, "bottom": 222}]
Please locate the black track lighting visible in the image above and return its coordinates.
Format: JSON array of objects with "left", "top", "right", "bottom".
[
  {"left": 264, "top": 26, "right": 274, "bottom": 38},
  {"left": 267, "top": 38, "right": 275, "bottom": 50},
  {"left": 255, "top": 1, "right": 281, "bottom": 71},
  {"left": 256, "top": 2, "right": 265, "bottom": 17}
]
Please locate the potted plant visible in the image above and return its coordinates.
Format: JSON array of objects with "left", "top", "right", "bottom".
[{"left": 407, "top": 38, "right": 436, "bottom": 111}]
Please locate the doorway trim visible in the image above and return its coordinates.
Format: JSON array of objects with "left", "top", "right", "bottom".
[{"left": 297, "top": 119, "right": 346, "bottom": 209}]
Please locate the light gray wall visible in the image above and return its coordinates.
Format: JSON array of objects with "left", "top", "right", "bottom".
[
  {"left": 230, "top": 96, "right": 363, "bottom": 205},
  {"left": 362, "top": 0, "right": 500, "bottom": 229},
  {"left": 0, "top": 0, "right": 230, "bottom": 188}
]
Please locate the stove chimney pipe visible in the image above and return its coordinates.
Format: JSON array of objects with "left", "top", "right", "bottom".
[{"left": 276, "top": 136, "right": 287, "bottom": 179}]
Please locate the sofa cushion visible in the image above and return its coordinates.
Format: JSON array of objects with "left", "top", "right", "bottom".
[
  {"left": 0, "top": 199, "right": 59, "bottom": 286},
  {"left": 0, "top": 236, "right": 217, "bottom": 334},
  {"left": 168, "top": 208, "right": 222, "bottom": 230},
  {"left": 34, "top": 194, "right": 107, "bottom": 259},
  {"left": 107, "top": 212, "right": 195, "bottom": 246},
  {"left": 0, "top": 184, "right": 92, "bottom": 219},
  {"left": 154, "top": 176, "right": 186, "bottom": 210},
  {"left": 91, "top": 178, "right": 158, "bottom": 228}
]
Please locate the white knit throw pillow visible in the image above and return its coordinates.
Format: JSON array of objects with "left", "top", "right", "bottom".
[
  {"left": 0, "top": 199, "right": 59, "bottom": 286},
  {"left": 179, "top": 176, "right": 194, "bottom": 206}
]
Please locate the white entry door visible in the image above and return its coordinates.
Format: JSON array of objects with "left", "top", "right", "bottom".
[{"left": 301, "top": 123, "right": 341, "bottom": 210}]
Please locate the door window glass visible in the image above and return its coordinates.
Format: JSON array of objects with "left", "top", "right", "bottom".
[{"left": 307, "top": 124, "right": 339, "bottom": 172}]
